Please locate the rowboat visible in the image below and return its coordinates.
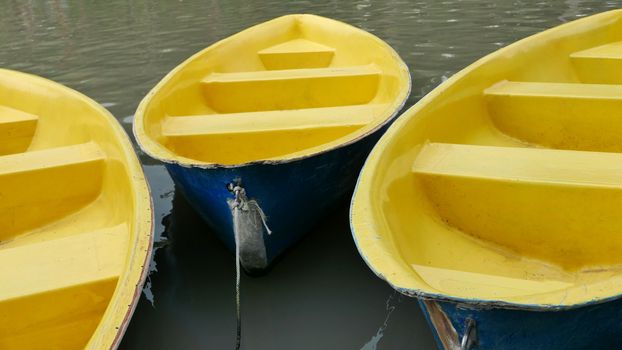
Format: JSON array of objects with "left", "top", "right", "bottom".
[
  {"left": 351, "top": 10, "right": 622, "bottom": 350},
  {"left": 0, "top": 69, "right": 153, "bottom": 349},
  {"left": 134, "top": 14, "right": 410, "bottom": 273}
]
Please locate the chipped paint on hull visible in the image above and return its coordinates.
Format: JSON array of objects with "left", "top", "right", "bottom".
[
  {"left": 419, "top": 298, "right": 622, "bottom": 350},
  {"left": 420, "top": 300, "right": 460, "bottom": 350}
]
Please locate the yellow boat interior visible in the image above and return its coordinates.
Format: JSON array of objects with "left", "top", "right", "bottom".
[
  {"left": 0, "top": 69, "right": 152, "bottom": 349},
  {"left": 134, "top": 14, "right": 410, "bottom": 166},
  {"left": 352, "top": 10, "right": 622, "bottom": 307}
]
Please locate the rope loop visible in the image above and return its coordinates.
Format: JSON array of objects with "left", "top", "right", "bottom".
[{"left": 228, "top": 183, "right": 272, "bottom": 235}]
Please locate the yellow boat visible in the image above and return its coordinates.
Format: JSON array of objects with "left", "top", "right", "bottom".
[
  {"left": 351, "top": 10, "right": 622, "bottom": 350},
  {"left": 134, "top": 14, "right": 409, "bottom": 273},
  {"left": 0, "top": 69, "right": 152, "bottom": 349}
]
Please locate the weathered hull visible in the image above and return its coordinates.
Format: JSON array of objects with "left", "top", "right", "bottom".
[
  {"left": 166, "top": 124, "right": 389, "bottom": 273},
  {"left": 419, "top": 298, "right": 622, "bottom": 350}
]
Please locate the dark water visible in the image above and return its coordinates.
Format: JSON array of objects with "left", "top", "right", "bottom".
[{"left": 1, "top": 0, "right": 619, "bottom": 348}]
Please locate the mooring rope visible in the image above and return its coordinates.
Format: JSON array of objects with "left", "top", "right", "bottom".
[
  {"left": 231, "top": 186, "right": 243, "bottom": 350},
  {"left": 229, "top": 183, "right": 273, "bottom": 350}
]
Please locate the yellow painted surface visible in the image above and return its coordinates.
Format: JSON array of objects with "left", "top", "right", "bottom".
[
  {"left": 413, "top": 143, "right": 622, "bottom": 270},
  {"left": 486, "top": 81, "right": 622, "bottom": 152},
  {"left": 162, "top": 104, "right": 382, "bottom": 137},
  {"left": 134, "top": 14, "right": 410, "bottom": 166},
  {"left": 0, "top": 143, "right": 104, "bottom": 238},
  {"left": 0, "top": 69, "right": 153, "bottom": 349},
  {"left": 571, "top": 40, "right": 622, "bottom": 83},
  {"left": 351, "top": 10, "right": 622, "bottom": 307},
  {"left": 0, "top": 105, "right": 38, "bottom": 155},
  {"left": 258, "top": 38, "right": 335, "bottom": 70}
]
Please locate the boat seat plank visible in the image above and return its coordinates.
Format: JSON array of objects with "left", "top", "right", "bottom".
[
  {"left": 162, "top": 104, "right": 384, "bottom": 137},
  {"left": 201, "top": 65, "right": 381, "bottom": 113},
  {"left": 203, "top": 64, "right": 379, "bottom": 84},
  {"left": 0, "top": 105, "right": 38, "bottom": 155},
  {"left": 0, "top": 142, "right": 105, "bottom": 210},
  {"left": 0, "top": 225, "right": 126, "bottom": 302},
  {"left": 484, "top": 81, "right": 622, "bottom": 152},
  {"left": 412, "top": 143, "right": 622, "bottom": 269},
  {"left": 571, "top": 41, "right": 622, "bottom": 59},
  {"left": 1, "top": 310, "right": 108, "bottom": 350},
  {"left": 0, "top": 225, "right": 127, "bottom": 338},
  {"left": 412, "top": 142, "right": 622, "bottom": 187},
  {"left": 258, "top": 39, "right": 335, "bottom": 70},
  {"left": 0, "top": 143, "right": 106, "bottom": 239},
  {"left": 570, "top": 41, "right": 622, "bottom": 83},
  {"left": 485, "top": 80, "right": 622, "bottom": 99}
]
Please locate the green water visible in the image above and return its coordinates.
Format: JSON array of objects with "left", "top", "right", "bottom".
[{"left": 0, "top": 1, "right": 619, "bottom": 348}]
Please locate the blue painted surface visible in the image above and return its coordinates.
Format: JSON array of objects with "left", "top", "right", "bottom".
[
  {"left": 419, "top": 298, "right": 622, "bottom": 350},
  {"left": 165, "top": 124, "right": 390, "bottom": 273}
]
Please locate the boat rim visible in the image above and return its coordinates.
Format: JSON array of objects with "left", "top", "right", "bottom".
[
  {"left": 133, "top": 13, "right": 411, "bottom": 169},
  {"left": 350, "top": 9, "right": 622, "bottom": 311}
]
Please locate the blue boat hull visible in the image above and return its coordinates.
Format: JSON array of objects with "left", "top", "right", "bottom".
[
  {"left": 165, "top": 125, "right": 389, "bottom": 273},
  {"left": 419, "top": 298, "right": 622, "bottom": 350}
]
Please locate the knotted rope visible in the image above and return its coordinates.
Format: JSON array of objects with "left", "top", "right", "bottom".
[{"left": 228, "top": 183, "right": 272, "bottom": 350}]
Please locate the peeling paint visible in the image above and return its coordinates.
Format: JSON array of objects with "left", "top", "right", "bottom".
[{"left": 421, "top": 300, "right": 460, "bottom": 350}]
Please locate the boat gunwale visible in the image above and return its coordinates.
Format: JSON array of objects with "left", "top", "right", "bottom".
[
  {"left": 0, "top": 68, "right": 155, "bottom": 349},
  {"left": 133, "top": 13, "right": 411, "bottom": 170},
  {"left": 350, "top": 9, "right": 622, "bottom": 311},
  {"left": 90, "top": 80, "right": 155, "bottom": 350}
]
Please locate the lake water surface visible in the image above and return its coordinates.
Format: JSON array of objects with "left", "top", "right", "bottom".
[{"left": 0, "top": 0, "right": 619, "bottom": 348}]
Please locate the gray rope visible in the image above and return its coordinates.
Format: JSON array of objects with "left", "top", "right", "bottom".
[
  {"left": 229, "top": 183, "right": 273, "bottom": 350},
  {"left": 231, "top": 186, "right": 243, "bottom": 350}
]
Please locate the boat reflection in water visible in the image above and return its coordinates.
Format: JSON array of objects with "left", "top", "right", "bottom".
[{"left": 120, "top": 188, "right": 434, "bottom": 349}]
